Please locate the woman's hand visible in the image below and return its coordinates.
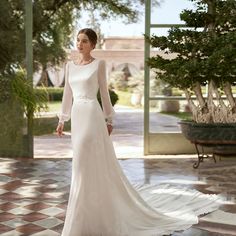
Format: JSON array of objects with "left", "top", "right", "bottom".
[
  {"left": 56, "top": 122, "right": 64, "bottom": 137},
  {"left": 107, "top": 124, "right": 113, "bottom": 136}
]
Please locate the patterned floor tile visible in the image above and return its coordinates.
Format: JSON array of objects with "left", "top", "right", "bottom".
[
  {"left": 1, "top": 230, "right": 24, "bottom": 236},
  {"left": 31, "top": 229, "right": 60, "bottom": 236},
  {"left": 0, "top": 157, "right": 236, "bottom": 235}
]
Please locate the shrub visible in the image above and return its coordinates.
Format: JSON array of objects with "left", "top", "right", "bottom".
[{"left": 35, "top": 86, "right": 119, "bottom": 107}]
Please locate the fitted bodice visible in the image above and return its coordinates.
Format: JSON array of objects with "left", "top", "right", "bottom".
[
  {"left": 68, "top": 59, "right": 100, "bottom": 100},
  {"left": 57, "top": 58, "right": 115, "bottom": 125}
]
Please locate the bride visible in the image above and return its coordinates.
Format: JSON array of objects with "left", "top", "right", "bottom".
[{"left": 56, "top": 28, "right": 222, "bottom": 236}]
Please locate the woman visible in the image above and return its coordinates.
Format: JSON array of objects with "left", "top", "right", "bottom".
[{"left": 56, "top": 28, "right": 221, "bottom": 236}]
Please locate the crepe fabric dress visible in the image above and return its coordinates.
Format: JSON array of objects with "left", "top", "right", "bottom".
[{"left": 57, "top": 58, "right": 221, "bottom": 236}]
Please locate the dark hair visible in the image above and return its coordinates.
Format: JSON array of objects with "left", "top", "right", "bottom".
[{"left": 78, "top": 28, "right": 97, "bottom": 49}]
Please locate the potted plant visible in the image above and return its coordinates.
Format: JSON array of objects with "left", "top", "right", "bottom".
[
  {"left": 128, "top": 72, "right": 144, "bottom": 106},
  {"left": 128, "top": 70, "right": 160, "bottom": 107},
  {"left": 146, "top": 0, "right": 236, "bottom": 162},
  {"left": 109, "top": 71, "right": 129, "bottom": 92},
  {"left": 159, "top": 84, "right": 180, "bottom": 113}
]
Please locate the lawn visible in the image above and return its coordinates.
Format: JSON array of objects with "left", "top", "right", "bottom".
[
  {"left": 160, "top": 112, "right": 192, "bottom": 121},
  {"left": 45, "top": 101, "right": 61, "bottom": 112},
  {"left": 114, "top": 90, "right": 133, "bottom": 107}
]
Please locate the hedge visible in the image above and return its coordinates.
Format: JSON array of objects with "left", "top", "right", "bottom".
[{"left": 35, "top": 87, "right": 119, "bottom": 106}]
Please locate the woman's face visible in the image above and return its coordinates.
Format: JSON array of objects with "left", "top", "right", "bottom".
[{"left": 76, "top": 33, "right": 94, "bottom": 53}]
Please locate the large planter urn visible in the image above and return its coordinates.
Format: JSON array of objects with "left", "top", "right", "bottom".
[
  {"left": 131, "top": 92, "right": 142, "bottom": 106},
  {"left": 179, "top": 120, "right": 236, "bottom": 168},
  {"left": 160, "top": 100, "right": 180, "bottom": 113},
  {"left": 179, "top": 120, "right": 236, "bottom": 144}
]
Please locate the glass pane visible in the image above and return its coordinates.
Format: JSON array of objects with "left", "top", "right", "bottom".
[
  {"left": 150, "top": 27, "right": 170, "bottom": 37},
  {"left": 149, "top": 99, "right": 192, "bottom": 133},
  {"left": 151, "top": 0, "right": 197, "bottom": 25},
  {"left": 148, "top": 70, "right": 193, "bottom": 134}
]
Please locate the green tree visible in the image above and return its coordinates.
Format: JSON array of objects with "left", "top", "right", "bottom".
[
  {"left": 146, "top": 0, "right": 236, "bottom": 123},
  {"left": 86, "top": 6, "right": 104, "bottom": 49},
  {"left": 0, "top": 0, "right": 156, "bottom": 73},
  {"left": 0, "top": 0, "right": 158, "bottom": 110}
]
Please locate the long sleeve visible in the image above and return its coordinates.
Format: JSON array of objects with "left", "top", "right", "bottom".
[
  {"left": 57, "top": 62, "right": 73, "bottom": 125},
  {"left": 98, "top": 59, "right": 116, "bottom": 125}
]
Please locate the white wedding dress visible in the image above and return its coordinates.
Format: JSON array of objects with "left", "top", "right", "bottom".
[{"left": 57, "top": 58, "right": 222, "bottom": 236}]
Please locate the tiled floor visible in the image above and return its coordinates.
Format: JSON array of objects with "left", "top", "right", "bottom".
[
  {"left": 2, "top": 105, "right": 236, "bottom": 235},
  {"left": 0, "top": 156, "right": 236, "bottom": 235}
]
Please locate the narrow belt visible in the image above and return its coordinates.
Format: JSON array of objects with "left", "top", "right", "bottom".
[{"left": 74, "top": 95, "right": 96, "bottom": 101}]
